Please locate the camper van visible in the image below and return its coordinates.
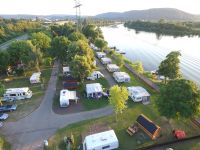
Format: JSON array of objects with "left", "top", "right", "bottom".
[
  {"left": 83, "top": 130, "right": 119, "bottom": 150},
  {"left": 30, "top": 72, "right": 41, "bottom": 84},
  {"left": 3, "top": 87, "right": 32, "bottom": 101},
  {"left": 87, "top": 71, "right": 104, "bottom": 80}
]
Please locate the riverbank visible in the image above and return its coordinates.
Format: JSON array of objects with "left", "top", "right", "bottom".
[{"left": 124, "top": 21, "right": 200, "bottom": 37}]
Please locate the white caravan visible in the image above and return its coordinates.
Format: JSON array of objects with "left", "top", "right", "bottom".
[
  {"left": 87, "top": 71, "right": 104, "bottom": 80},
  {"left": 101, "top": 57, "right": 112, "bottom": 65},
  {"left": 107, "top": 64, "right": 120, "bottom": 72},
  {"left": 86, "top": 83, "right": 103, "bottom": 98},
  {"left": 83, "top": 130, "right": 119, "bottom": 150},
  {"left": 113, "top": 72, "right": 130, "bottom": 83},
  {"left": 3, "top": 87, "right": 32, "bottom": 101},
  {"left": 30, "top": 72, "right": 41, "bottom": 84},
  {"left": 127, "top": 86, "right": 150, "bottom": 102},
  {"left": 59, "top": 90, "right": 78, "bottom": 107},
  {"left": 96, "top": 52, "right": 106, "bottom": 59}
]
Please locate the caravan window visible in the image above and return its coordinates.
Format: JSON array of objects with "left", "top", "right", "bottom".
[
  {"left": 10, "top": 94, "right": 16, "bottom": 97},
  {"left": 23, "top": 92, "right": 25, "bottom": 95},
  {"left": 102, "top": 145, "right": 110, "bottom": 149}
]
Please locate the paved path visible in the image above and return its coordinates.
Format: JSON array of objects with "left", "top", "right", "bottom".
[
  {"left": 1, "top": 61, "right": 113, "bottom": 150},
  {"left": 0, "top": 34, "right": 29, "bottom": 51},
  {"left": 96, "top": 57, "right": 117, "bottom": 86}
]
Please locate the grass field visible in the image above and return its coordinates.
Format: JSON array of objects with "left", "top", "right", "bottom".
[
  {"left": 0, "top": 66, "right": 52, "bottom": 121},
  {"left": 47, "top": 56, "right": 200, "bottom": 149},
  {"left": 0, "top": 135, "right": 11, "bottom": 150}
]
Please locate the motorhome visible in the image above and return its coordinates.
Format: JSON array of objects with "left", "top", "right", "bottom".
[
  {"left": 101, "top": 57, "right": 112, "bottom": 65},
  {"left": 87, "top": 71, "right": 104, "bottom": 80},
  {"left": 83, "top": 130, "right": 119, "bottom": 150},
  {"left": 30, "top": 72, "right": 41, "bottom": 84},
  {"left": 107, "top": 64, "right": 120, "bottom": 72},
  {"left": 59, "top": 90, "right": 78, "bottom": 107},
  {"left": 127, "top": 86, "right": 150, "bottom": 102},
  {"left": 113, "top": 72, "right": 130, "bottom": 83},
  {"left": 3, "top": 87, "right": 32, "bottom": 101}
]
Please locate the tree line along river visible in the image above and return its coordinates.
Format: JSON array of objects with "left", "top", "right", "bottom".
[{"left": 101, "top": 24, "right": 200, "bottom": 86}]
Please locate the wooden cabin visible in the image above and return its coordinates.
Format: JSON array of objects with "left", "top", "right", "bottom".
[{"left": 136, "top": 114, "right": 161, "bottom": 140}]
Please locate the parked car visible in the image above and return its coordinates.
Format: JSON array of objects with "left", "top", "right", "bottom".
[
  {"left": 0, "top": 113, "right": 9, "bottom": 120},
  {"left": 0, "top": 122, "right": 3, "bottom": 128},
  {"left": 0, "top": 104, "right": 17, "bottom": 113}
]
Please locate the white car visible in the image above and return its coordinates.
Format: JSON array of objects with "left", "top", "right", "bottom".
[{"left": 0, "top": 113, "right": 9, "bottom": 120}]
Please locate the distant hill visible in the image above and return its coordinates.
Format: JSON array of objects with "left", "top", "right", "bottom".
[
  {"left": 1, "top": 8, "right": 200, "bottom": 21},
  {"left": 95, "top": 8, "right": 200, "bottom": 21}
]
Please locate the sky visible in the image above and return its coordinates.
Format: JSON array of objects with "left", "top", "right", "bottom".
[{"left": 0, "top": 0, "right": 200, "bottom": 16}]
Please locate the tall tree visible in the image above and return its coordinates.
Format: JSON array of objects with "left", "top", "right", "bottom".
[
  {"left": 94, "top": 38, "right": 107, "bottom": 51},
  {"left": 109, "top": 85, "right": 129, "bottom": 121},
  {"left": 131, "top": 61, "right": 144, "bottom": 74},
  {"left": 158, "top": 51, "right": 182, "bottom": 83},
  {"left": 50, "top": 36, "right": 70, "bottom": 63},
  {"left": 68, "top": 31, "right": 87, "bottom": 42},
  {"left": 114, "top": 54, "right": 125, "bottom": 68},
  {"left": 0, "top": 51, "right": 10, "bottom": 74},
  {"left": 31, "top": 32, "right": 51, "bottom": 53},
  {"left": 155, "top": 79, "right": 200, "bottom": 119},
  {"left": 0, "top": 82, "right": 5, "bottom": 106},
  {"left": 7, "top": 40, "right": 37, "bottom": 70},
  {"left": 67, "top": 40, "right": 94, "bottom": 63},
  {"left": 70, "top": 55, "right": 94, "bottom": 82}
]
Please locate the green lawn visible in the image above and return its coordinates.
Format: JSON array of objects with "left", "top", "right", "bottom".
[
  {"left": 0, "top": 135, "right": 11, "bottom": 150},
  {"left": 0, "top": 66, "right": 52, "bottom": 121},
  {"left": 47, "top": 97, "right": 200, "bottom": 150},
  {"left": 47, "top": 60, "right": 200, "bottom": 149}
]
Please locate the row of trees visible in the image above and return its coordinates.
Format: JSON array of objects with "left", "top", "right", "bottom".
[
  {"left": 49, "top": 23, "right": 105, "bottom": 82},
  {"left": 0, "top": 18, "right": 41, "bottom": 44},
  {"left": 0, "top": 31, "right": 52, "bottom": 75},
  {"left": 124, "top": 20, "right": 200, "bottom": 37}
]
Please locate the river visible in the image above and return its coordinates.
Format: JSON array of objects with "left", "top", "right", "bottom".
[{"left": 101, "top": 24, "right": 200, "bottom": 86}]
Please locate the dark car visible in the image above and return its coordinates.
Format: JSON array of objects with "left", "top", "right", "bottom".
[{"left": 0, "top": 104, "right": 17, "bottom": 113}]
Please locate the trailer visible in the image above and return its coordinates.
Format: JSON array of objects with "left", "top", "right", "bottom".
[
  {"left": 59, "top": 90, "right": 78, "bottom": 107},
  {"left": 127, "top": 86, "right": 150, "bottom": 103},
  {"left": 30, "top": 72, "right": 41, "bottom": 84},
  {"left": 96, "top": 52, "right": 106, "bottom": 59},
  {"left": 86, "top": 83, "right": 103, "bottom": 99},
  {"left": 87, "top": 71, "right": 104, "bottom": 80},
  {"left": 113, "top": 72, "right": 130, "bottom": 83},
  {"left": 3, "top": 87, "right": 32, "bottom": 101},
  {"left": 101, "top": 57, "right": 112, "bottom": 65},
  {"left": 83, "top": 130, "right": 119, "bottom": 150},
  {"left": 107, "top": 64, "right": 120, "bottom": 72}
]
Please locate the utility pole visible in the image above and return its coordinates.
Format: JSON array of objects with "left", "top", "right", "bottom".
[{"left": 74, "top": 0, "right": 82, "bottom": 31}]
